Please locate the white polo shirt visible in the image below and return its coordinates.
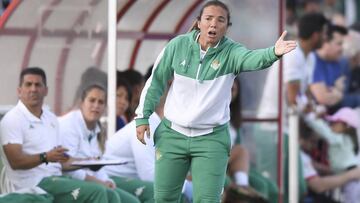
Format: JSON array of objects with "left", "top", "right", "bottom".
[
  {"left": 103, "top": 113, "right": 161, "bottom": 182},
  {"left": 58, "top": 110, "right": 110, "bottom": 181},
  {"left": 0, "top": 101, "right": 62, "bottom": 190}
]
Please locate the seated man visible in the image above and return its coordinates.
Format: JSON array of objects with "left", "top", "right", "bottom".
[{"left": 0, "top": 67, "right": 110, "bottom": 202}]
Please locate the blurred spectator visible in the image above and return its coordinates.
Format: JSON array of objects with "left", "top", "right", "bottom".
[
  {"left": 59, "top": 84, "right": 140, "bottom": 203},
  {"left": 311, "top": 24, "right": 360, "bottom": 113},
  {"left": 221, "top": 78, "right": 278, "bottom": 203},
  {"left": 303, "top": 107, "right": 360, "bottom": 203},
  {"left": 118, "top": 70, "right": 144, "bottom": 121},
  {"left": 309, "top": 25, "right": 350, "bottom": 111},
  {"left": 103, "top": 96, "right": 162, "bottom": 203},
  {"left": 299, "top": 116, "right": 360, "bottom": 203},
  {"left": 103, "top": 69, "right": 166, "bottom": 202},
  {"left": 284, "top": 12, "right": 328, "bottom": 106},
  {"left": 115, "top": 72, "right": 131, "bottom": 130}
]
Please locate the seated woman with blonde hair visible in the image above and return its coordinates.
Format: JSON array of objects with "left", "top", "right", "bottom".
[{"left": 59, "top": 83, "right": 140, "bottom": 203}]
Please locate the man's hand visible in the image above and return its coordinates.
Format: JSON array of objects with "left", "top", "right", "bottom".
[
  {"left": 274, "top": 31, "right": 297, "bottom": 56},
  {"left": 334, "top": 76, "right": 346, "bottom": 92},
  {"left": 136, "top": 125, "right": 150, "bottom": 145},
  {"left": 46, "top": 146, "right": 69, "bottom": 163},
  {"left": 103, "top": 180, "right": 116, "bottom": 189}
]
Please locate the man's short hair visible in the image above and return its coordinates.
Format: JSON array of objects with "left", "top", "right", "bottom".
[
  {"left": 326, "top": 24, "right": 348, "bottom": 42},
  {"left": 298, "top": 12, "right": 328, "bottom": 40},
  {"left": 19, "top": 67, "right": 47, "bottom": 87}
]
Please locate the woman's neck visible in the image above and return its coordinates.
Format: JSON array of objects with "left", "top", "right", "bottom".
[{"left": 85, "top": 120, "right": 96, "bottom": 130}]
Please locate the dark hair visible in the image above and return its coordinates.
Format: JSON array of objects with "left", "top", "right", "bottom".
[
  {"left": 326, "top": 24, "right": 348, "bottom": 42},
  {"left": 345, "top": 126, "right": 359, "bottom": 154},
  {"left": 116, "top": 72, "right": 133, "bottom": 121},
  {"left": 118, "top": 69, "right": 144, "bottom": 87},
  {"left": 298, "top": 12, "right": 328, "bottom": 40},
  {"left": 19, "top": 67, "right": 47, "bottom": 86},
  {"left": 230, "top": 78, "right": 242, "bottom": 129},
  {"left": 144, "top": 64, "right": 154, "bottom": 81},
  {"left": 80, "top": 83, "right": 107, "bottom": 153},
  {"left": 299, "top": 117, "right": 315, "bottom": 140},
  {"left": 189, "top": 0, "right": 232, "bottom": 31},
  {"left": 116, "top": 71, "right": 132, "bottom": 104}
]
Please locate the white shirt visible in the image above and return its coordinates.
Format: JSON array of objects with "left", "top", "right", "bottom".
[
  {"left": 284, "top": 45, "right": 316, "bottom": 97},
  {"left": 0, "top": 101, "right": 62, "bottom": 190},
  {"left": 103, "top": 113, "right": 161, "bottom": 182},
  {"left": 58, "top": 110, "right": 110, "bottom": 181},
  {"left": 258, "top": 46, "right": 316, "bottom": 119},
  {"left": 300, "top": 151, "right": 318, "bottom": 181},
  {"left": 257, "top": 46, "right": 316, "bottom": 132}
]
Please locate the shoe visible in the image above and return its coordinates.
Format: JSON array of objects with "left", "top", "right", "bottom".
[{"left": 226, "top": 185, "right": 268, "bottom": 203}]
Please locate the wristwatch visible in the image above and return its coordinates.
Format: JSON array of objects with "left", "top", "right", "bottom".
[{"left": 39, "top": 152, "right": 48, "bottom": 165}]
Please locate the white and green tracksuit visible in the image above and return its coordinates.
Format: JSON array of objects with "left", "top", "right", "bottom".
[{"left": 135, "top": 30, "right": 279, "bottom": 203}]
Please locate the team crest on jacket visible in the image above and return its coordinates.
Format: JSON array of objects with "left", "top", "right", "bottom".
[
  {"left": 180, "top": 60, "right": 186, "bottom": 66},
  {"left": 211, "top": 59, "right": 220, "bottom": 70}
]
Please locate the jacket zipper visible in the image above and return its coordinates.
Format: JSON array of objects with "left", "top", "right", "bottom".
[{"left": 196, "top": 59, "right": 202, "bottom": 80}]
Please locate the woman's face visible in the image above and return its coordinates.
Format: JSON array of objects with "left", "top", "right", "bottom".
[
  {"left": 197, "top": 5, "right": 228, "bottom": 49},
  {"left": 81, "top": 88, "right": 106, "bottom": 125},
  {"left": 116, "top": 86, "right": 129, "bottom": 117}
]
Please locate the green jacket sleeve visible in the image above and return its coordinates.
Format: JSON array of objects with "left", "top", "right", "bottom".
[
  {"left": 229, "top": 44, "right": 279, "bottom": 75},
  {"left": 135, "top": 44, "right": 174, "bottom": 127}
]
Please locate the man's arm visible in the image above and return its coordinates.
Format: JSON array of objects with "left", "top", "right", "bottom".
[
  {"left": 3, "top": 144, "right": 69, "bottom": 170},
  {"left": 286, "top": 80, "right": 300, "bottom": 106},
  {"left": 309, "top": 82, "right": 343, "bottom": 106},
  {"left": 308, "top": 167, "right": 360, "bottom": 193}
]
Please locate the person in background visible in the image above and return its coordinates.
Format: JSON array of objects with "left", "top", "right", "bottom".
[
  {"left": 118, "top": 70, "right": 144, "bottom": 121},
  {"left": 225, "top": 78, "right": 277, "bottom": 203},
  {"left": 0, "top": 67, "right": 110, "bottom": 203},
  {"left": 59, "top": 83, "right": 140, "bottom": 203},
  {"left": 103, "top": 97, "right": 164, "bottom": 203},
  {"left": 116, "top": 72, "right": 132, "bottom": 130},
  {"left": 284, "top": 12, "right": 328, "bottom": 106},
  {"left": 299, "top": 115, "right": 360, "bottom": 203},
  {"left": 303, "top": 107, "right": 360, "bottom": 203},
  {"left": 310, "top": 24, "right": 360, "bottom": 113}
]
